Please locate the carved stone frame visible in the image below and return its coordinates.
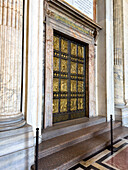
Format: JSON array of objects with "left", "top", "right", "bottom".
[{"left": 44, "top": 1, "right": 101, "bottom": 128}]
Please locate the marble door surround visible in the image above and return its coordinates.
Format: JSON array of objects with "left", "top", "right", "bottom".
[{"left": 44, "top": 0, "right": 101, "bottom": 128}]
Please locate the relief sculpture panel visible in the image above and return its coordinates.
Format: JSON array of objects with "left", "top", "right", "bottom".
[
  {"left": 61, "top": 39, "right": 68, "bottom": 53},
  {"left": 54, "top": 36, "right": 59, "bottom": 51},
  {"left": 78, "top": 81, "right": 84, "bottom": 92},
  {"left": 71, "top": 62, "right": 77, "bottom": 74},
  {"left": 78, "top": 64, "right": 84, "bottom": 74},
  {"left": 78, "top": 98, "right": 84, "bottom": 110},
  {"left": 53, "top": 99, "right": 59, "bottom": 113},
  {"left": 78, "top": 46, "right": 84, "bottom": 58},
  {"left": 71, "top": 80, "right": 76, "bottom": 92},
  {"left": 60, "top": 99, "right": 67, "bottom": 112},
  {"left": 61, "top": 79, "right": 67, "bottom": 92},
  {"left": 70, "top": 98, "right": 77, "bottom": 111},
  {"left": 61, "top": 59, "right": 67, "bottom": 72},
  {"left": 53, "top": 78, "right": 59, "bottom": 92},
  {"left": 53, "top": 57, "right": 59, "bottom": 71},
  {"left": 71, "top": 43, "right": 77, "bottom": 56}
]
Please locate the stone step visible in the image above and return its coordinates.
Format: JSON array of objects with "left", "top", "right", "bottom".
[
  {"left": 32, "top": 126, "right": 128, "bottom": 170},
  {"left": 41, "top": 116, "right": 106, "bottom": 141},
  {"left": 39, "top": 122, "right": 121, "bottom": 158}
]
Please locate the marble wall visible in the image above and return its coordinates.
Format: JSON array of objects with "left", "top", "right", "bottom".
[
  {"left": 97, "top": 0, "right": 114, "bottom": 121},
  {"left": 93, "top": 0, "right": 96, "bottom": 22},
  {"left": 105, "top": 0, "right": 114, "bottom": 121},
  {"left": 97, "top": 0, "right": 107, "bottom": 117},
  {"left": 25, "top": 0, "right": 44, "bottom": 135}
]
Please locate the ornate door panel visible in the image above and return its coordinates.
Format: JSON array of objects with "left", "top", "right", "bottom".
[{"left": 53, "top": 34, "right": 86, "bottom": 123}]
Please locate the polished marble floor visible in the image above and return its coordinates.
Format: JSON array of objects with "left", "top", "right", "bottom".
[{"left": 70, "top": 137, "right": 128, "bottom": 170}]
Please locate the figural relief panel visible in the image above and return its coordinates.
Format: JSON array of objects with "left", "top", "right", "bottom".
[
  {"left": 61, "top": 79, "right": 67, "bottom": 92},
  {"left": 71, "top": 43, "right": 77, "bottom": 56},
  {"left": 78, "top": 98, "right": 84, "bottom": 110},
  {"left": 78, "top": 81, "right": 84, "bottom": 92},
  {"left": 71, "top": 80, "right": 77, "bottom": 92},
  {"left": 70, "top": 98, "right": 77, "bottom": 111},
  {"left": 53, "top": 78, "right": 59, "bottom": 92},
  {"left": 61, "top": 39, "right": 68, "bottom": 53},
  {"left": 78, "top": 46, "right": 84, "bottom": 58},
  {"left": 60, "top": 99, "right": 67, "bottom": 112},
  {"left": 53, "top": 99, "right": 59, "bottom": 113},
  {"left": 53, "top": 57, "right": 59, "bottom": 71},
  {"left": 71, "top": 62, "right": 77, "bottom": 74},
  {"left": 78, "top": 63, "right": 84, "bottom": 75},
  {"left": 61, "top": 59, "right": 67, "bottom": 72},
  {"left": 54, "top": 36, "right": 59, "bottom": 51}
]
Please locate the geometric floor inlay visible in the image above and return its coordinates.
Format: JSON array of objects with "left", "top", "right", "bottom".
[{"left": 69, "top": 137, "right": 128, "bottom": 170}]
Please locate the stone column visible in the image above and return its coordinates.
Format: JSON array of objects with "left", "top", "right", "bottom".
[
  {"left": 123, "top": 0, "right": 128, "bottom": 105},
  {"left": 113, "top": 0, "right": 125, "bottom": 107},
  {"left": 0, "top": 0, "right": 25, "bottom": 131}
]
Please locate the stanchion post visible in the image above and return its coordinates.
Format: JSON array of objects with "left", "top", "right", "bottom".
[
  {"left": 110, "top": 115, "right": 113, "bottom": 155},
  {"left": 35, "top": 128, "right": 39, "bottom": 170}
]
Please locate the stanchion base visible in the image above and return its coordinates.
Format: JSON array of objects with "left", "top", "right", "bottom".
[{"left": 107, "top": 146, "right": 118, "bottom": 152}]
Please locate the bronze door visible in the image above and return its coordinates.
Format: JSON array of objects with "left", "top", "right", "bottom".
[{"left": 53, "top": 34, "right": 86, "bottom": 123}]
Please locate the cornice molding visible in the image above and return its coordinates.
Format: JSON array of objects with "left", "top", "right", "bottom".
[{"left": 47, "top": 0, "right": 102, "bottom": 31}]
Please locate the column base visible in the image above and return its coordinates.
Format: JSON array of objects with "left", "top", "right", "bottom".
[
  {"left": 121, "top": 108, "right": 128, "bottom": 127},
  {"left": 0, "top": 113, "right": 26, "bottom": 131},
  {"left": 115, "top": 103, "right": 125, "bottom": 109},
  {"left": 115, "top": 107, "right": 128, "bottom": 127}
]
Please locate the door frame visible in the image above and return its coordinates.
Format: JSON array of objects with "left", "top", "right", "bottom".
[{"left": 44, "top": 14, "right": 96, "bottom": 128}]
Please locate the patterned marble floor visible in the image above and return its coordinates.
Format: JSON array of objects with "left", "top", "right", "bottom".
[{"left": 69, "top": 137, "right": 128, "bottom": 170}]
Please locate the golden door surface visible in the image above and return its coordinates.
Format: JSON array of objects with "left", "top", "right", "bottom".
[{"left": 53, "top": 34, "right": 86, "bottom": 123}]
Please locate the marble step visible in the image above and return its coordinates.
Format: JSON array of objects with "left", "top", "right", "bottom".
[
  {"left": 41, "top": 116, "right": 106, "bottom": 141},
  {"left": 34, "top": 126, "right": 128, "bottom": 170},
  {"left": 39, "top": 122, "right": 121, "bottom": 158}
]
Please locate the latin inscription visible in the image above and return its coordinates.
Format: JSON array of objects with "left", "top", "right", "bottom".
[{"left": 63, "top": 0, "right": 93, "bottom": 19}]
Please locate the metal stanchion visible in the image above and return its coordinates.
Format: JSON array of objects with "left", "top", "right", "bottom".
[
  {"left": 35, "top": 128, "right": 39, "bottom": 170},
  {"left": 110, "top": 115, "right": 113, "bottom": 155}
]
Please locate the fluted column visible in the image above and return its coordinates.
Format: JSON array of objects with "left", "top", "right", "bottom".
[
  {"left": 0, "top": 0, "right": 25, "bottom": 131},
  {"left": 113, "top": 0, "right": 125, "bottom": 107}
]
